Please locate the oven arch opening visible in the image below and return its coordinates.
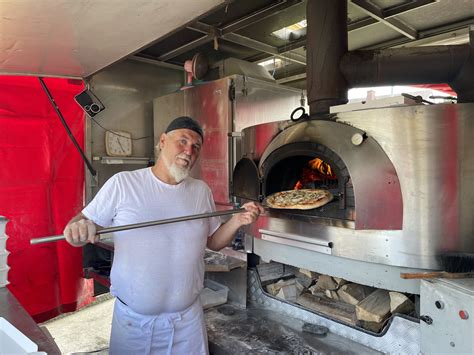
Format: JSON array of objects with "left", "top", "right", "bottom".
[{"left": 260, "top": 142, "right": 355, "bottom": 221}]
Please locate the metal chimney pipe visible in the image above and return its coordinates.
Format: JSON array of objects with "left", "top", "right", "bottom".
[
  {"left": 306, "top": 3, "right": 474, "bottom": 107},
  {"left": 306, "top": 0, "right": 348, "bottom": 116}
]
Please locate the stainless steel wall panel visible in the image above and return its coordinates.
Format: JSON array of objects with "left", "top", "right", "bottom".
[
  {"left": 337, "top": 104, "right": 474, "bottom": 254},
  {"left": 153, "top": 91, "right": 185, "bottom": 148},
  {"left": 420, "top": 279, "right": 474, "bottom": 353},
  {"left": 86, "top": 59, "right": 182, "bottom": 200},
  {"left": 185, "top": 79, "right": 233, "bottom": 205},
  {"left": 233, "top": 77, "right": 305, "bottom": 132}
]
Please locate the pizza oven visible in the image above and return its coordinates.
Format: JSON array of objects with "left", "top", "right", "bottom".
[
  {"left": 232, "top": 103, "right": 474, "bottom": 292},
  {"left": 233, "top": 118, "right": 403, "bottom": 230}
]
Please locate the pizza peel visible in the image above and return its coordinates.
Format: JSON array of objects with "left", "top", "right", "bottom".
[{"left": 30, "top": 208, "right": 246, "bottom": 245}]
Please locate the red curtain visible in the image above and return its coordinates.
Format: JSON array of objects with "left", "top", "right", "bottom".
[
  {"left": 0, "top": 76, "right": 94, "bottom": 322},
  {"left": 413, "top": 84, "right": 457, "bottom": 97}
]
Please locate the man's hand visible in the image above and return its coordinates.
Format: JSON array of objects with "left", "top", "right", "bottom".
[
  {"left": 63, "top": 218, "right": 99, "bottom": 247},
  {"left": 233, "top": 201, "right": 265, "bottom": 227},
  {"left": 207, "top": 202, "right": 265, "bottom": 251}
]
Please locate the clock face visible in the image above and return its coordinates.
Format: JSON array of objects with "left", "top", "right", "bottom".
[{"left": 105, "top": 131, "right": 132, "bottom": 156}]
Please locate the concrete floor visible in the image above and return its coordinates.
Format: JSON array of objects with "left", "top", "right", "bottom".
[{"left": 42, "top": 294, "right": 114, "bottom": 354}]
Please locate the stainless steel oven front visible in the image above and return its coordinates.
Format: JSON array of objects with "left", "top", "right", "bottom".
[{"left": 233, "top": 103, "right": 474, "bottom": 277}]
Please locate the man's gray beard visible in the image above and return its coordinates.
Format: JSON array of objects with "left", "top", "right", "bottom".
[{"left": 163, "top": 155, "right": 190, "bottom": 183}]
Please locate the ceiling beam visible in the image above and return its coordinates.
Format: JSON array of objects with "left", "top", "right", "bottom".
[
  {"left": 245, "top": 37, "right": 306, "bottom": 63},
  {"left": 130, "top": 55, "right": 184, "bottom": 71},
  {"left": 158, "top": 0, "right": 304, "bottom": 63},
  {"left": 361, "top": 17, "right": 474, "bottom": 49},
  {"left": 251, "top": 0, "right": 435, "bottom": 65},
  {"left": 383, "top": 0, "right": 436, "bottom": 18},
  {"left": 188, "top": 21, "right": 306, "bottom": 65},
  {"left": 222, "top": 32, "right": 306, "bottom": 65},
  {"left": 160, "top": 1, "right": 303, "bottom": 62},
  {"left": 158, "top": 35, "right": 214, "bottom": 61},
  {"left": 276, "top": 72, "right": 306, "bottom": 84},
  {"left": 188, "top": 21, "right": 218, "bottom": 35},
  {"left": 348, "top": 17, "right": 378, "bottom": 32},
  {"left": 348, "top": 0, "right": 436, "bottom": 32},
  {"left": 140, "top": 0, "right": 438, "bottom": 74},
  {"left": 273, "top": 17, "right": 473, "bottom": 84},
  {"left": 221, "top": 0, "right": 303, "bottom": 35},
  {"left": 350, "top": 0, "right": 418, "bottom": 39},
  {"left": 348, "top": 0, "right": 436, "bottom": 31}
]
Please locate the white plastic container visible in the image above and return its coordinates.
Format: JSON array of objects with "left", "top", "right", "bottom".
[
  {"left": 0, "top": 235, "right": 6, "bottom": 251},
  {"left": 0, "top": 266, "right": 9, "bottom": 287},
  {"left": 0, "top": 317, "right": 39, "bottom": 354},
  {"left": 0, "top": 215, "right": 7, "bottom": 251},
  {"left": 0, "top": 250, "right": 9, "bottom": 268},
  {"left": 0, "top": 216, "right": 7, "bottom": 232},
  {"left": 200, "top": 279, "right": 229, "bottom": 309}
]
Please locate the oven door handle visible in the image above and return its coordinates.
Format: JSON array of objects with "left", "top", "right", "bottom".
[{"left": 258, "top": 229, "right": 332, "bottom": 255}]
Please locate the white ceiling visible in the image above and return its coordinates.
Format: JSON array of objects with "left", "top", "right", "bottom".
[{"left": 0, "top": 0, "right": 225, "bottom": 78}]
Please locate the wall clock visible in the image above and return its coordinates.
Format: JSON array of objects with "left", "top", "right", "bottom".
[{"left": 105, "top": 131, "right": 132, "bottom": 156}]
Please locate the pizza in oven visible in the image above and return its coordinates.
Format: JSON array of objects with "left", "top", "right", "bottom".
[{"left": 265, "top": 189, "right": 333, "bottom": 210}]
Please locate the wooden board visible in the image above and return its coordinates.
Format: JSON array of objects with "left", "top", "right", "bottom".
[{"left": 400, "top": 271, "right": 474, "bottom": 279}]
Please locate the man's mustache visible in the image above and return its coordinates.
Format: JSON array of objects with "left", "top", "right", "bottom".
[{"left": 176, "top": 154, "right": 191, "bottom": 164}]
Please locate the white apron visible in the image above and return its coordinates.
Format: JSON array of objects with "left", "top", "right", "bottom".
[{"left": 109, "top": 298, "right": 208, "bottom": 355}]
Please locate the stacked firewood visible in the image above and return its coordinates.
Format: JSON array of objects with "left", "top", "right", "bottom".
[{"left": 257, "top": 262, "right": 415, "bottom": 333}]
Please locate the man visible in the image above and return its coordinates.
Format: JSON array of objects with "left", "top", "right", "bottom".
[{"left": 64, "top": 116, "right": 264, "bottom": 355}]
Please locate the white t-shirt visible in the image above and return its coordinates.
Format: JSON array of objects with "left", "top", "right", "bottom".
[{"left": 82, "top": 167, "right": 221, "bottom": 315}]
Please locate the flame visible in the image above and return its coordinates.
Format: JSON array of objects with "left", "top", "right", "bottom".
[
  {"left": 294, "top": 158, "right": 337, "bottom": 189},
  {"left": 309, "top": 158, "right": 335, "bottom": 177}
]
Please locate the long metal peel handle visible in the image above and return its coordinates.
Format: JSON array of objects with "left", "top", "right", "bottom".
[{"left": 30, "top": 208, "right": 246, "bottom": 245}]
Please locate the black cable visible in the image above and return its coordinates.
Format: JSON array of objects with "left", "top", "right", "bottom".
[
  {"left": 401, "top": 93, "right": 434, "bottom": 105},
  {"left": 38, "top": 77, "right": 97, "bottom": 176},
  {"left": 429, "top": 95, "right": 458, "bottom": 101},
  {"left": 89, "top": 116, "right": 151, "bottom": 141}
]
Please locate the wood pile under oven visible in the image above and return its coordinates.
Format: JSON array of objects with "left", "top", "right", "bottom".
[{"left": 257, "top": 261, "right": 416, "bottom": 333}]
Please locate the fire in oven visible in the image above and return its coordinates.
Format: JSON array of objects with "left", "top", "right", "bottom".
[{"left": 258, "top": 142, "right": 354, "bottom": 221}]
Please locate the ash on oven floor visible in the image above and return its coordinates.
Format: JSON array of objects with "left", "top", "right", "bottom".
[{"left": 205, "top": 305, "right": 382, "bottom": 354}]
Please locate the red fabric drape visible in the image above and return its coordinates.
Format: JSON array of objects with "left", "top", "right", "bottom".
[
  {"left": 0, "top": 76, "right": 93, "bottom": 322},
  {"left": 412, "top": 84, "right": 457, "bottom": 97}
]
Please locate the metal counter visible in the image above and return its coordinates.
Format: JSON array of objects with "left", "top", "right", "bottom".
[{"left": 0, "top": 288, "right": 61, "bottom": 354}]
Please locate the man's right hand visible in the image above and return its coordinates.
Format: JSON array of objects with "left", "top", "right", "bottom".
[{"left": 63, "top": 219, "right": 99, "bottom": 246}]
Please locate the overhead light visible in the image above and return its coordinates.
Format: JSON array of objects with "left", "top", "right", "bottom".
[{"left": 272, "top": 19, "right": 307, "bottom": 41}]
